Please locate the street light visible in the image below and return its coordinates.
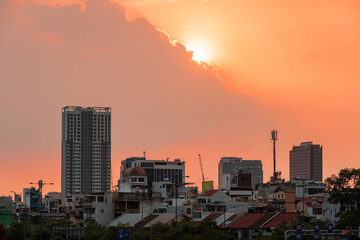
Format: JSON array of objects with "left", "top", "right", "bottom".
[
  {"left": 223, "top": 205, "right": 238, "bottom": 240},
  {"left": 295, "top": 177, "right": 306, "bottom": 224}
]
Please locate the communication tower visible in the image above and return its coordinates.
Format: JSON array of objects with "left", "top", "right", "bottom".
[{"left": 271, "top": 130, "right": 281, "bottom": 181}]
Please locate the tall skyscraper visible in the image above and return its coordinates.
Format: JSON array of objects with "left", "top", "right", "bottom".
[
  {"left": 289, "top": 142, "right": 322, "bottom": 181},
  {"left": 61, "top": 106, "right": 111, "bottom": 198},
  {"left": 218, "top": 157, "right": 263, "bottom": 189}
]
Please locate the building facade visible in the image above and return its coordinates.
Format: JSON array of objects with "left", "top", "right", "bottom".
[
  {"left": 120, "top": 157, "right": 185, "bottom": 195},
  {"left": 218, "top": 157, "right": 263, "bottom": 189},
  {"left": 289, "top": 142, "right": 322, "bottom": 181},
  {"left": 61, "top": 106, "right": 111, "bottom": 198}
]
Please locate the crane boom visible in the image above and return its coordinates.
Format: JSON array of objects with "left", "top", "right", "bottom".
[{"left": 198, "top": 154, "right": 205, "bottom": 181}]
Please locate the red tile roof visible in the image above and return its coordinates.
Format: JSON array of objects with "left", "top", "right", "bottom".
[
  {"left": 228, "top": 213, "right": 266, "bottom": 229},
  {"left": 203, "top": 190, "right": 218, "bottom": 197},
  {"left": 201, "top": 212, "right": 223, "bottom": 222},
  {"left": 219, "top": 213, "right": 241, "bottom": 227},
  {"left": 296, "top": 197, "right": 325, "bottom": 204},
  {"left": 251, "top": 213, "right": 276, "bottom": 228},
  {"left": 261, "top": 213, "right": 298, "bottom": 228},
  {"left": 188, "top": 190, "right": 197, "bottom": 196}
]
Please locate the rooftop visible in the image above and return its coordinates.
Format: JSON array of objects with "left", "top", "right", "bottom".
[
  {"left": 203, "top": 190, "right": 218, "bottom": 197},
  {"left": 228, "top": 213, "right": 266, "bottom": 229},
  {"left": 261, "top": 213, "right": 298, "bottom": 228},
  {"left": 62, "top": 106, "right": 111, "bottom": 112},
  {"left": 201, "top": 212, "right": 223, "bottom": 222}
]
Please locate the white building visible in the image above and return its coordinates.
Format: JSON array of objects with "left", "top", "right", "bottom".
[
  {"left": 68, "top": 192, "right": 114, "bottom": 226},
  {"left": 120, "top": 157, "right": 185, "bottom": 195},
  {"left": 118, "top": 167, "right": 147, "bottom": 195},
  {"left": 193, "top": 190, "right": 249, "bottom": 221},
  {"left": 322, "top": 196, "right": 340, "bottom": 224},
  {"left": 222, "top": 171, "right": 252, "bottom": 199}
]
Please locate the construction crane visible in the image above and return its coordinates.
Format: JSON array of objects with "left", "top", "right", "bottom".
[
  {"left": 29, "top": 180, "right": 53, "bottom": 197},
  {"left": 29, "top": 179, "right": 53, "bottom": 240},
  {"left": 198, "top": 154, "right": 205, "bottom": 181}
]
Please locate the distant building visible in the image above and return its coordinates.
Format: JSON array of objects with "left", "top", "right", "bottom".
[
  {"left": 23, "top": 187, "right": 41, "bottom": 213},
  {"left": 222, "top": 170, "right": 252, "bottom": 199},
  {"left": 0, "top": 196, "right": 13, "bottom": 226},
  {"left": 218, "top": 157, "right": 263, "bottom": 189},
  {"left": 289, "top": 142, "right": 322, "bottom": 181},
  {"left": 120, "top": 157, "right": 185, "bottom": 195},
  {"left": 273, "top": 185, "right": 296, "bottom": 212},
  {"left": 61, "top": 106, "right": 111, "bottom": 198},
  {"left": 43, "top": 192, "right": 65, "bottom": 214},
  {"left": 118, "top": 166, "right": 148, "bottom": 195}
]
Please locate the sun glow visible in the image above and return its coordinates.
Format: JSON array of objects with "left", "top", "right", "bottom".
[{"left": 186, "top": 43, "right": 210, "bottom": 64}]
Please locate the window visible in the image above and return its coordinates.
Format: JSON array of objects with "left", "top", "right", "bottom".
[{"left": 193, "top": 212, "right": 202, "bottom": 219}]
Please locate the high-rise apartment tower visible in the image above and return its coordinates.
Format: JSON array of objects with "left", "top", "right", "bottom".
[
  {"left": 289, "top": 142, "right": 322, "bottom": 181},
  {"left": 61, "top": 106, "right": 111, "bottom": 198}
]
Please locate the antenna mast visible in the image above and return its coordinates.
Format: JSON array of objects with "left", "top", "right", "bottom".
[{"left": 271, "top": 130, "right": 278, "bottom": 180}]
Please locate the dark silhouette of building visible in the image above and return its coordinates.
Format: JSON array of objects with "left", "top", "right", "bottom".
[{"left": 289, "top": 142, "right": 322, "bottom": 181}]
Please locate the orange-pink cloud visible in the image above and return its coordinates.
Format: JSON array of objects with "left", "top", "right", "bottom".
[{"left": 7, "top": 0, "right": 87, "bottom": 11}]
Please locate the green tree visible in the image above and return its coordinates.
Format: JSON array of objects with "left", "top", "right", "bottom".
[
  {"left": 30, "top": 225, "right": 52, "bottom": 240},
  {"left": 325, "top": 168, "right": 360, "bottom": 229},
  {"left": 85, "top": 222, "right": 106, "bottom": 240},
  {"left": 325, "top": 168, "right": 360, "bottom": 208},
  {"left": 6, "top": 222, "right": 31, "bottom": 240}
]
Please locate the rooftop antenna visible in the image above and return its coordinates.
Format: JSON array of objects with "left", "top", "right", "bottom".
[
  {"left": 143, "top": 151, "right": 146, "bottom": 159},
  {"left": 271, "top": 130, "right": 278, "bottom": 180}
]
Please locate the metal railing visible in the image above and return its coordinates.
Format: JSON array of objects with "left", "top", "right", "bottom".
[{"left": 285, "top": 230, "right": 360, "bottom": 240}]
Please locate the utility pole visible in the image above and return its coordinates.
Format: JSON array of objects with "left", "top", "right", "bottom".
[
  {"left": 29, "top": 179, "right": 53, "bottom": 240},
  {"left": 175, "top": 173, "right": 178, "bottom": 240}
]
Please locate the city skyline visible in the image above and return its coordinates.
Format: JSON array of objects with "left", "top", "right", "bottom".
[{"left": 2, "top": 0, "right": 360, "bottom": 196}]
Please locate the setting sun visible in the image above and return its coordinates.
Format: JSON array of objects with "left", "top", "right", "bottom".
[{"left": 186, "top": 43, "right": 210, "bottom": 64}]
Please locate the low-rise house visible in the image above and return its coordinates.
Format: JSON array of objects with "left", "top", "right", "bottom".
[
  {"left": 193, "top": 190, "right": 249, "bottom": 221},
  {"left": 322, "top": 196, "right": 340, "bottom": 224},
  {"left": 295, "top": 196, "right": 325, "bottom": 219},
  {"left": 273, "top": 185, "right": 295, "bottom": 212},
  {"left": 43, "top": 192, "right": 65, "bottom": 214},
  {"left": 82, "top": 192, "right": 114, "bottom": 226},
  {"left": 222, "top": 170, "right": 253, "bottom": 200}
]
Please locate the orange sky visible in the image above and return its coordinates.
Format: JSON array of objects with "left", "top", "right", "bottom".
[{"left": 1, "top": 0, "right": 360, "bottom": 196}]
